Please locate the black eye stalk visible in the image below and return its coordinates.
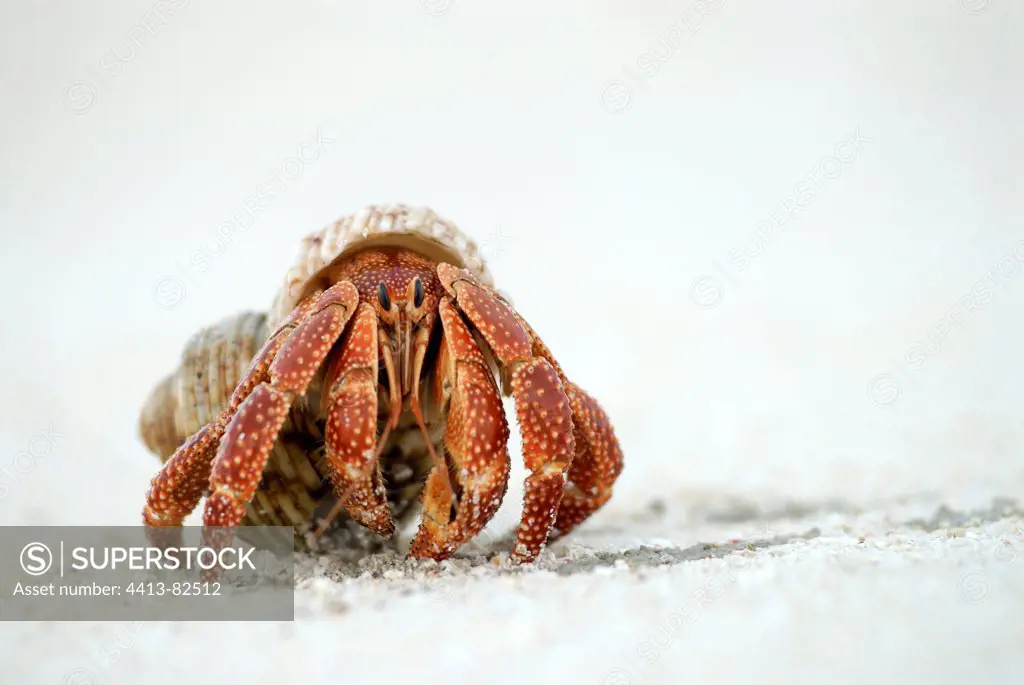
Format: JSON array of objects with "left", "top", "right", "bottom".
[
  {"left": 413, "top": 277, "right": 425, "bottom": 308},
  {"left": 377, "top": 283, "right": 391, "bottom": 310}
]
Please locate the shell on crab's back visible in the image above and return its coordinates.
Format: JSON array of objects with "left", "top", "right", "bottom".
[
  {"left": 139, "top": 310, "right": 269, "bottom": 460},
  {"left": 268, "top": 204, "right": 496, "bottom": 329}
]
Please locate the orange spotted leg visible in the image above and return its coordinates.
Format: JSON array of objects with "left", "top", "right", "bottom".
[
  {"left": 143, "top": 294, "right": 322, "bottom": 548},
  {"left": 142, "top": 423, "right": 221, "bottom": 553},
  {"left": 436, "top": 263, "right": 578, "bottom": 563},
  {"left": 408, "top": 298, "right": 512, "bottom": 560},
  {"left": 550, "top": 384, "right": 624, "bottom": 541},
  {"left": 503, "top": 312, "right": 626, "bottom": 543},
  {"left": 199, "top": 282, "right": 359, "bottom": 577},
  {"left": 319, "top": 302, "right": 396, "bottom": 537}
]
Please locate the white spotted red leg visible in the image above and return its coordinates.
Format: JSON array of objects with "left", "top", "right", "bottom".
[
  {"left": 319, "top": 302, "right": 396, "bottom": 537},
  {"left": 313, "top": 305, "right": 406, "bottom": 539},
  {"left": 504, "top": 314, "right": 625, "bottom": 543},
  {"left": 549, "top": 384, "right": 624, "bottom": 541},
  {"left": 142, "top": 294, "right": 322, "bottom": 548},
  {"left": 141, "top": 423, "right": 220, "bottom": 552},
  {"left": 198, "top": 282, "right": 359, "bottom": 577},
  {"left": 408, "top": 298, "right": 511, "bottom": 560},
  {"left": 435, "top": 264, "right": 576, "bottom": 563}
]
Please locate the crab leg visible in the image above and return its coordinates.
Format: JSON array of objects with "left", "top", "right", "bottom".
[
  {"left": 142, "top": 295, "right": 322, "bottom": 544},
  {"left": 436, "top": 264, "right": 580, "bottom": 563},
  {"left": 319, "top": 302, "right": 396, "bottom": 537},
  {"left": 503, "top": 313, "right": 625, "bottom": 542},
  {"left": 141, "top": 424, "right": 222, "bottom": 550},
  {"left": 409, "top": 298, "right": 511, "bottom": 560},
  {"left": 198, "top": 282, "right": 359, "bottom": 571},
  {"left": 550, "top": 384, "right": 624, "bottom": 540}
]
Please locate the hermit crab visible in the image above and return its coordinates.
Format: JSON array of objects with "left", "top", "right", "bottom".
[{"left": 140, "top": 204, "right": 623, "bottom": 563}]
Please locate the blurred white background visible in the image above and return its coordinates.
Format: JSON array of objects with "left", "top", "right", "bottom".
[{"left": 0, "top": 0, "right": 1021, "bottom": 526}]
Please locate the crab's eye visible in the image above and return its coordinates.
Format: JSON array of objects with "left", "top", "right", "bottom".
[
  {"left": 413, "top": 278, "right": 425, "bottom": 308},
  {"left": 377, "top": 283, "right": 391, "bottom": 311}
]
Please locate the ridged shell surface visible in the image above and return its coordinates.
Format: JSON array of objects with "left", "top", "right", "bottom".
[
  {"left": 267, "top": 204, "right": 494, "bottom": 327},
  {"left": 139, "top": 311, "right": 269, "bottom": 460}
]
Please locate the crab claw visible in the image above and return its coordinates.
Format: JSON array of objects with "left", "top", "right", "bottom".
[{"left": 409, "top": 299, "right": 511, "bottom": 559}]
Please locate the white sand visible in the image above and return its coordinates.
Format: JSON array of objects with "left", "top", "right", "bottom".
[{"left": 3, "top": 489, "right": 1022, "bottom": 684}]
